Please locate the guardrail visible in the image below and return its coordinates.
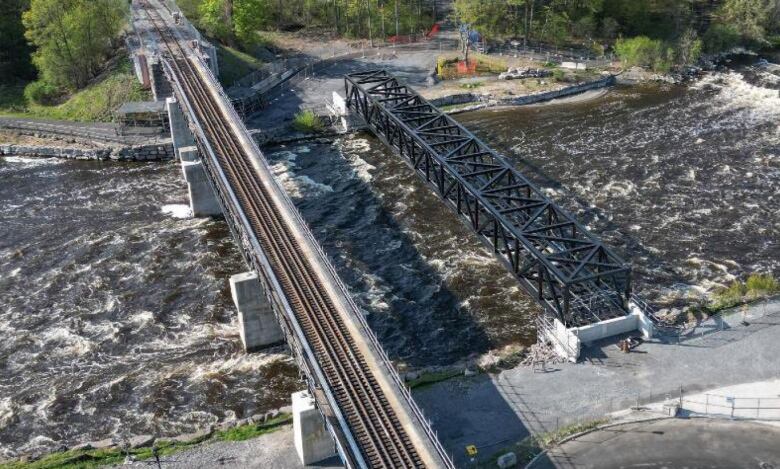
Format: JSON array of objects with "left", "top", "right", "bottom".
[{"left": 196, "top": 56, "right": 457, "bottom": 469}]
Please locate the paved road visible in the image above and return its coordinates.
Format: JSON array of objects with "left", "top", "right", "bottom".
[
  {"left": 414, "top": 300, "right": 780, "bottom": 466},
  {"left": 529, "top": 418, "right": 780, "bottom": 469}
]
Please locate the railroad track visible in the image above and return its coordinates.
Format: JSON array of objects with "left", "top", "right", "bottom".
[{"left": 140, "top": 2, "right": 427, "bottom": 467}]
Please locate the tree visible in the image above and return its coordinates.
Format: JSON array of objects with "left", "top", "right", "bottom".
[
  {"left": 22, "top": 0, "right": 127, "bottom": 90},
  {"left": 716, "top": 0, "right": 773, "bottom": 44},
  {"left": 0, "top": 0, "right": 35, "bottom": 82}
]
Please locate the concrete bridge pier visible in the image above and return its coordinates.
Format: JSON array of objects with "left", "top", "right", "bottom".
[
  {"left": 166, "top": 97, "right": 195, "bottom": 156},
  {"left": 178, "top": 145, "right": 222, "bottom": 217},
  {"left": 229, "top": 271, "right": 284, "bottom": 352},
  {"left": 292, "top": 390, "right": 337, "bottom": 465}
]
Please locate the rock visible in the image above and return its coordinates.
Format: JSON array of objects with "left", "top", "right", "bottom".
[
  {"left": 405, "top": 371, "right": 420, "bottom": 381},
  {"left": 89, "top": 438, "right": 115, "bottom": 449},
  {"left": 168, "top": 427, "right": 212, "bottom": 444},
  {"left": 497, "top": 451, "right": 517, "bottom": 468},
  {"left": 71, "top": 442, "right": 93, "bottom": 451},
  {"left": 463, "top": 368, "right": 477, "bottom": 377},
  {"left": 278, "top": 405, "right": 292, "bottom": 415},
  {"left": 249, "top": 413, "right": 265, "bottom": 424},
  {"left": 128, "top": 434, "right": 155, "bottom": 449}
]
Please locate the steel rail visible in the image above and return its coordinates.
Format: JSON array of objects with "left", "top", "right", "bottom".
[{"left": 141, "top": 2, "right": 448, "bottom": 467}]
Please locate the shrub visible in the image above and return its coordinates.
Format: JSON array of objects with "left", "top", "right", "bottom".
[
  {"left": 23, "top": 79, "right": 60, "bottom": 105},
  {"left": 711, "top": 280, "right": 746, "bottom": 310},
  {"left": 614, "top": 36, "right": 667, "bottom": 71},
  {"left": 552, "top": 69, "right": 566, "bottom": 82},
  {"left": 703, "top": 23, "right": 740, "bottom": 53},
  {"left": 745, "top": 273, "right": 780, "bottom": 298},
  {"left": 292, "top": 109, "right": 324, "bottom": 133}
]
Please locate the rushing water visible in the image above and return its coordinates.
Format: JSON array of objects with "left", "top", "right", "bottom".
[
  {"left": 0, "top": 159, "right": 299, "bottom": 458},
  {"left": 1, "top": 64, "right": 778, "bottom": 458}
]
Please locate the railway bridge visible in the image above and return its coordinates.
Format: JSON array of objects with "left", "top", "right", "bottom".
[{"left": 135, "top": 1, "right": 454, "bottom": 468}]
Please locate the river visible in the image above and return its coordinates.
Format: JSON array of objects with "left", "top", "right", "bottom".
[{"left": 0, "top": 65, "right": 778, "bottom": 457}]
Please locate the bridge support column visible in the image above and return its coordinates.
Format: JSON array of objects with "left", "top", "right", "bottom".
[
  {"left": 181, "top": 156, "right": 222, "bottom": 217},
  {"left": 166, "top": 97, "right": 195, "bottom": 154},
  {"left": 230, "top": 271, "right": 284, "bottom": 352},
  {"left": 292, "top": 390, "right": 337, "bottom": 465}
]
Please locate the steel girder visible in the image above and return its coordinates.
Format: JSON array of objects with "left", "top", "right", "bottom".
[{"left": 345, "top": 70, "right": 632, "bottom": 326}]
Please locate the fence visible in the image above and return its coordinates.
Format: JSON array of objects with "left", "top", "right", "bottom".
[{"left": 682, "top": 394, "right": 780, "bottom": 420}]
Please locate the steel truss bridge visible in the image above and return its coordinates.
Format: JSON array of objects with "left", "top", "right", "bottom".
[
  {"left": 140, "top": 2, "right": 453, "bottom": 468},
  {"left": 345, "top": 70, "right": 633, "bottom": 327}
]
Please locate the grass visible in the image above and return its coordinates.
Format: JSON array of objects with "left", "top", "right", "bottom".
[
  {"left": 406, "top": 370, "right": 463, "bottom": 389},
  {"left": 292, "top": 109, "right": 324, "bottom": 133},
  {"left": 709, "top": 273, "right": 780, "bottom": 312},
  {"left": 0, "top": 59, "right": 149, "bottom": 123},
  {"left": 460, "top": 81, "right": 484, "bottom": 89},
  {"left": 0, "top": 414, "right": 291, "bottom": 469},
  {"left": 479, "top": 418, "right": 609, "bottom": 467},
  {"left": 217, "top": 44, "right": 265, "bottom": 88},
  {"left": 437, "top": 53, "right": 508, "bottom": 80}
]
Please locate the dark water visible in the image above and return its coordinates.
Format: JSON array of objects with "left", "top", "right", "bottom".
[
  {"left": 457, "top": 70, "right": 780, "bottom": 311},
  {"left": 0, "top": 159, "right": 299, "bottom": 458},
  {"left": 1, "top": 66, "right": 778, "bottom": 458}
]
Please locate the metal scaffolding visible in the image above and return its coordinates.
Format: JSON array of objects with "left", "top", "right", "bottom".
[{"left": 345, "top": 69, "right": 632, "bottom": 326}]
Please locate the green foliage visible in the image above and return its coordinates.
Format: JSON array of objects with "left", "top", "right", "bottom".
[
  {"left": 406, "top": 370, "right": 462, "bottom": 389},
  {"left": 614, "top": 36, "right": 666, "bottom": 70},
  {"left": 0, "top": 0, "right": 36, "bottom": 82},
  {"left": 23, "top": 80, "right": 60, "bottom": 105},
  {"left": 0, "top": 59, "right": 149, "bottom": 122},
  {"left": 0, "top": 415, "right": 292, "bottom": 469},
  {"left": 292, "top": 109, "right": 324, "bottom": 133},
  {"left": 217, "top": 44, "right": 265, "bottom": 87},
  {"left": 709, "top": 273, "right": 780, "bottom": 311},
  {"left": 703, "top": 23, "right": 741, "bottom": 53},
  {"left": 745, "top": 273, "right": 780, "bottom": 298},
  {"left": 552, "top": 68, "right": 566, "bottom": 82},
  {"left": 717, "top": 0, "right": 773, "bottom": 45},
  {"left": 214, "top": 413, "right": 292, "bottom": 441},
  {"left": 22, "top": 0, "right": 127, "bottom": 90},
  {"left": 460, "top": 81, "right": 483, "bottom": 89}
]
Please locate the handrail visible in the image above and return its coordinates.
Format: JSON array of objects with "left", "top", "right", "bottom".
[{"left": 196, "top": 51, "right": 457, "bottom": 469}]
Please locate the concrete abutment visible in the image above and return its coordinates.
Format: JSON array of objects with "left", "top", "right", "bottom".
[{"left": 229, "top": 271, "right": 284, "bottom": 352}]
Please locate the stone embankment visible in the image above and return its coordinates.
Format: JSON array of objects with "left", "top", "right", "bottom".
[
  {"left": 430, "top": 75, "right": 616, "bottom": 114},
  {"left": 0, "top": 142, "right": 174, "bottom": 161}
]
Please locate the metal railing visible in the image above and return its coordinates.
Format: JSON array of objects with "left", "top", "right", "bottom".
[{"left": 196, "top": 56, "right": 457, "bottom": 469}]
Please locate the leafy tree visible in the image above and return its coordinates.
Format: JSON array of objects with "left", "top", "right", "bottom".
[
  {"left": 716, "top": 0, "right": 773, "bottom": 44},
  {"left": 22, "top": 0, "right": 127, "bottom": 90},
  {"left": 0, "top": 0, "right": 35, "bottom": 82}
]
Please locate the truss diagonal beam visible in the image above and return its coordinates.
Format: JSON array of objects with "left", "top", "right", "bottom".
[{"left": 345, "top": 70, "right": 632, "bottom": 325}]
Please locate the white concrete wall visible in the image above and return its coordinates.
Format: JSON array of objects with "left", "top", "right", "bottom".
[
  {"left": 292, "top": 390, "right": 336, "bottom": 465},
  {"left": 181, "top": 159, "right": 222, "bottom": 217},
  {"left": 166, "top": 97, "right": 195, "bottom": 152},
  {"left": 573, "top": 314, "right": 639, "bottom": 344}
]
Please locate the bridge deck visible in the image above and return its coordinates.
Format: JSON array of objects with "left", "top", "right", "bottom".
[
  {"left": 346, "top": 70, "right": 632, "bottom": 327},
  {"left": 139, "top": 2, "right": 453, "bottom": 467}
]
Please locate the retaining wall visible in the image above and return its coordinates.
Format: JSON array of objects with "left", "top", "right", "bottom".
[{"left": 0, "top": 143, "right": 175, "bottom": 161}]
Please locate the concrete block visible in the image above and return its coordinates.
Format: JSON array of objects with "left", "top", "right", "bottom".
[
  {"left": 178, "top": 145, "right": 199, "bottom": 163},
  {"left": 497, "top": 452, "right": 517, "bottom": 468},
  {"left": 292, "top": 390, "right": 336, "bottom": 465},
  {"left": 181, "top": 160, "right": 222, "bottom": 217},
  {"left": 166, "top": 97, "right": 195, "bottom": 152},
  {"left": 230, "top": 272, "right": 283, "bottom": 351}
]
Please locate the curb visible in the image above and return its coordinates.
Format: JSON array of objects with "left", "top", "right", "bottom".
[{"left": 523, "top": 415, "right": 672, "bottom": 468}]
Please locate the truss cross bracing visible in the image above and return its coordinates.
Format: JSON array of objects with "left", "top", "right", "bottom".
[{"left": 345, "top": 70, "right": 632, "bottom": 327}]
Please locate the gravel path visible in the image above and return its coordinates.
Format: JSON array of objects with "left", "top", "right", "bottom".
[{"left": 115, "top": 426, "right": 342, "bottom": 469}]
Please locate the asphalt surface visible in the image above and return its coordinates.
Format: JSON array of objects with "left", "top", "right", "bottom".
[
  {"left": 414, "top": 300, "right": 780, "bottom": 466},
  {"left": 529, "top": 418, "right": 780, "bottom": 469}
]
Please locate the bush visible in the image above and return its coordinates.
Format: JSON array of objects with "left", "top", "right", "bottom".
[
  {"left": 703, "top": 23, "right": 741, "bottom": 53},
  {"left": 745, "top": 273, "right": 780, "bottom": 298},
  {"left": 552, "top": 69, "right": 566, "bottom": 82},
  {"left": 614, "top": 36, "right": 668, "bottom": 72},
  {"left": 23, "top": 79, "right": 60, "bottom": 105},
  {"left": 711, "top": 280, "right": 746, "bottom": 310},
  {"left": 292, "top": 109, "right": 324, "bottom": 133}
]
